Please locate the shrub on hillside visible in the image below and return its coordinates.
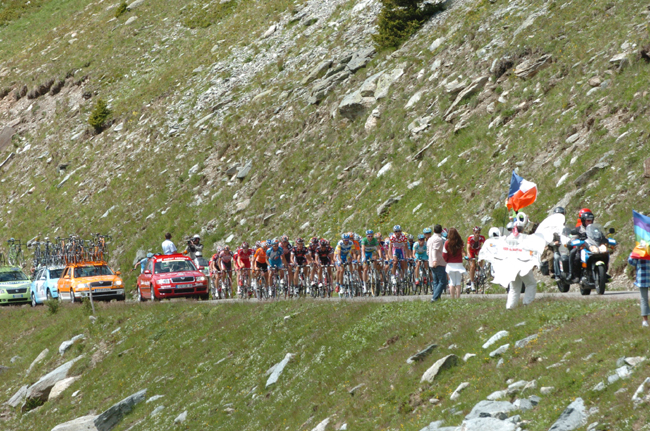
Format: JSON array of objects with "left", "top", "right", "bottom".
[
  {"left": 373, "top": 0, "right": 445, "bottom": 50},
  {"left": 88, "top": 99, "right": 111, "bottom": 133},
  {"left": 115, "top": 1, "right": 127, "bottom": 18},
  {"left": 45, "top": 298, "right": 60, "bottom": 315}
]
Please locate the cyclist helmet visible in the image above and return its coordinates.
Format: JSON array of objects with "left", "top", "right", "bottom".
[
  {"left": 366, "top": 229, "right": 374, "bottom": 236},
  {"left": 375, "top": 232, "right": 383, "bottom": 240},
  {"left": 341, "top": 233, "right": 350, "bottom": 240},
  {"left": 310, "top": 236, "right": 318, "bottom": 244},
  {"left": 296, "top": 237, "right": 304, "bottom": 244},
  {"left": 407, "top": 234, "right": 414, "bottom": 241},
  {"left": 473, "top": 226, "right": 481, "bottom": 234},
  {"left": 580, "top": 211, "right": 595, "bottom": 226},
  {"left": 280, "top": 235, "right": 289, "bottom": 242},
  {"left": 354, "top": 234, "right": 362, "bottom": 242},
  {"left": 393, "top": 225, "right": 402, "bottom": 232},
  {"left": 320, "top": 239, "right": 328, "bottom": 246},
  {"left": 272, "top": 240, "right": 279, "bottom": 246},
  {"left": 418, "top": 234, "right": 425, "bottom": 240},
  {"left": 224, "top": 245, "right": 230, "bottom": 251},
  {"left": 241, "top": 242, "right": 249, "bottom": 248},
  {"left": 441, "top": 228, "right": 448, "bottom": 239},
  {"left": 554, "top": 207, "right": 566, "bottom": 215},
  {"left": 266, "top": 239, "right": 273, "bottom": 246},
  {"left": 423, "top": 227, "right": 432, "bottom": 234},
  {"left": 255, "top": 241, "right": 262, "bottom": 248}
]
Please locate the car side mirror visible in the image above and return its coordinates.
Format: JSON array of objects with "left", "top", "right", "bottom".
[
  {"left": 570, "top": 229, "right": 579, "bottom": 236},
  {"left": 115, "top": 271, "right": 121, "bottom": 276},
  {"left": 608, "top": 228, "right": 615, "bottom": 234},
  {"left": 143, "top": 270, "right": 151, "bottom": 275}
]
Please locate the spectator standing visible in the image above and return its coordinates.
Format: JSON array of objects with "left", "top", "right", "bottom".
[
  {"left": 162, "top": 233, "right": 177, "bottom": 255},
  {"left": 442, "top": 228, "right": 466, "bottom": 299},
  {"left": 427, "top": 224, "right": 448, "bottom": 302},
  {"left": 628, "top": 252, "right": 650, "bottom": 327},
  {"left": 132, "top": 252, "right": 153, "bottom": 274}
]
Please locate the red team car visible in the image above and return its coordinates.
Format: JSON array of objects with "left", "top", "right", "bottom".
[{"left": 136, "top": 254, "right": 209, "bottom": 301}]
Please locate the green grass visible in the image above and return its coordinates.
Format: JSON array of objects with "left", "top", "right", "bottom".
[{"left": 0, "top": 298, "right": 649, "bottom": 430}]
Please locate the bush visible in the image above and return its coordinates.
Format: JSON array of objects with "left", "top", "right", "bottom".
[
  {"left": 45, "top": 299, "right": 60, "bottom": 315},
  {"left": 373, "top": 0, "right": 445, "bottom": 50},
  {"left": 114, "top": 1, "right": 127, "bottom": 18},
  {"left": 88, "top": 99, "right": 111, "bottom": 132}
]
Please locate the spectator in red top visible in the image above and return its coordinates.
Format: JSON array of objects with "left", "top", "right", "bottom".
[
  {"left": 466, "top": 226, "right": 486, "bottom": 292},
  {"left": 443, "top": 228, "right": 466, "bottom": 299}
]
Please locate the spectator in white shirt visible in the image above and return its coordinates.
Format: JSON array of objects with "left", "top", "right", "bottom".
[{"left": 162, "top": 232, "right": 177, "bottom": 255}]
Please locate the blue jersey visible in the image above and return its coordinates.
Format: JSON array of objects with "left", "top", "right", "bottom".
[
  {"left": 413, "top": 242, "right": 428, "bottom": 260},
  {"left": 266, "top": 246, "right": 284, "bottom": 263}
]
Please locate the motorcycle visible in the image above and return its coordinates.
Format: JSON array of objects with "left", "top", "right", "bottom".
[
  {"left": 568, "top": 224, "right": 616, "bottom": 295},
  {"left": 550, "top": 228, "right": 573, "bottom": 293}
]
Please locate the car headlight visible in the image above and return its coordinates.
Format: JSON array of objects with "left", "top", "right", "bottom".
[
  {"left": 114, "top": 280, "right": 123, "bottom": 286},
  {"left": 0, "top": 289, "right": 5, "bottom": 294},
  {"left": 157, "top": 279, "right": 171, "bottom": 285},
  {"left": 589, "top": 246, "right": 599, "bottom": 253},
  {"left": 599, "top": 245, "right": 607, "bottom": 253},
  {"left": 196, "top": 276, "right": 206, "bottom": 282},
  {"left": 77, "top": 283, "right": 88, "bottom": 290}
]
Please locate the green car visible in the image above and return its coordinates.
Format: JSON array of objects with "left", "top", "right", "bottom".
[{"left": 0, "top": 266, "right": 31, "bottom": 305}]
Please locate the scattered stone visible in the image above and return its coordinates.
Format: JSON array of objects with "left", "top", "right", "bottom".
[
  {"left": 174, "top": 411, "right": 187, "bottom": 424},
  {"left": 124, "top": 16, "right": 138, "bottom": 25},
  {"left": 94, "top": 389, "right": 147, "bottom": 431},
  {"left": 541, "top": 387, "right": 555, "bottom": 395},
  {"left": 302, "top": 60, "right": 333, "bottom": 85},
  {"left": 515, "top": 321, "right": 526, "bottom": 327},
  {"left": 507, "top": 380, "right": 529, "bottom": 395},
  {"left": 459, "top": 417, "right": 516, "bottom": 431},
  {"left": 513, "top": 398, "right": 534, "bottom": 411},
  {"left": 497, "top": 358, "right": 504, "bottom": 368},
  {"left": 445, "top": 79, "right": 467, "bottom": 95},
  {"left": 408, "top": 116, "right": 432, "bottom": 136},
  {"left": 514, "top": 334, "right": 538, "bottom": 349},
  {"left": 463, "top": 353, "right": 476, "bottom": 362},
  {"left": 609, "top": 53, "right": 629, "bottom": 69},
  {"left": 548, "top": 398, "right": 588, "bottom": 431},
  {"left": 405, "top": 90, "right": 425, "bottom": 110},
  {"left": 51, "top": 415, "right": 99, "bottom": 431},
  {"left": 6, "top": 385, "right": 28, "bottom": 408},
  {"left": 150, "top": 405, "right": 164, "bottom": 417},
  {"left": 490, "top": 344, "right": 509, "bottom": 357},
  {"left": 588, "top": 77, "right": 602, "bottom": 87},
  {"left": 444, "top": 76, "right": 489, "bottom": 120},
  {"left": 482, "top": 330, "right": 509, "bottom": 349},
  {"left": 450, "top": 382, "right": 470, "bottom": 401},
  {"left": 263, "top": 24, "right": 277, "bottom": 39},
  {"left": 625, "top": 357, "right": 646, "bottom": 367},
  {"left": 465, "top": 400, "right": 516, "bottom": 420},
  {"left": 574, "top": 162, "right": 609, "bottom": 187},
  {"left": 348, "top": 383, "right": 365, "bottom": 395},
  {"left": 529, "top": 395, "right": 541, "bottom": 406},
  {"left": 59, "top": 335, "right": 85, "bottom": 355},
  {"left": 375, "top": 68, "right": 404, "bottom": 99},
  {"left": 146, "top": 395, "right": 164, "bottom": 404},
  {"left": 364, "top": 108, "right": 380, "bottom": 132},
  {"left": 26, "top": 348, "right": 49, "bottom": 375},
  {"left": 236, "top": 161, "right": 252, "bottom": 180},
  {"left": 49, "top": 376, "right": 80, "bottom": 400},
  {"left": 346, "top": 47, "right": 376, "bottom": 72},
  {"left": 406, "top": 343, "right": 438, "bottom": 364},
  {"left": 377, "top": 196, "right": 401, "bottom": 217},
  {"left": 514, "top": 54, "right": 552, "bottom": 79},
  {"left": 421, "top": 354, "right": 459, "bottom": 383},
  {"left": 126, "top": 0, "right": 145, "bottom": 10},
  {"left": 359, "top": 71, "right": 384, "bottom": 97},
  {"left": 428, "top": 37, "right": 446, "bottom": 52},
  {"left": 24, "top": 356, "right": 83, "bottom": 409},
  {"left": 632, "top": 377, "right": 650, "bottom": 404},
  {"left": 266, "top": 353, "right": 294, "bottom": 388},
  {"left": 339, "top": 90, "right": 373, "bottom": 120},
  {"left": 311, "top": 417, "right": 330, "bottom": 431},
  {"left": 487, "top": 390, "right": 507, "bottom": 401}
]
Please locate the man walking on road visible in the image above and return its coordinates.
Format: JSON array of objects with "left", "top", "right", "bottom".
[
  {"left": 162, "top": 232, "right": 177, "bottom": 255},
  {"left": 428, "top": 224, "right": 448, "bottom": 302}
]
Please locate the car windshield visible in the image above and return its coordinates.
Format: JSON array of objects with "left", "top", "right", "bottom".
[
  {"left": 0, "top": 270, "right": 29, "bottom": 282},
  {"left": 49, "top": 269, "right": 64, "bottom": 279},
  {"left": 74, "top": 265, "right": 114, "bottom": 278},
  {"left": 196, "top": 257, "right": 209, "bottom": 268},
  {"left": 154, "top": 259, "right": 196, "bottom": 274},
  {"left": 586, "top": 224, "right": 607, "bottom": 245}
]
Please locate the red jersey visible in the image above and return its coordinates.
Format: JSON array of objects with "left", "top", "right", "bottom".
[
  {"left": 235, "top": 248, "right": 254, "bottom": 268},
  {"left": 467, "top": 235, "right": 485, "bottom": 257}
]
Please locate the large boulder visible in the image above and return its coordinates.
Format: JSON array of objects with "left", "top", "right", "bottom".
[
  {"left": 338, "top": 90, "right": 375, "bottom": 120},
  {"left": 24, "top": 356, "right": 82, "bottom": 408},
  {"left": 375, "top": 68, "right": 404, "bottom": 99},
  {"left": 514, "top": 54, "right": 552, "bottom": 79},
  {"left": 406, "top": 343, "right": 438, "bottom": 364},
  {"left": 49, "top": 376, "right": 80, "bottom": 400},
  {"left": 51, "top": 415, "right": 99, "bottom": 431},
  {"left": 465, "top": 400, "right": 516, "bottom": 420},
  {"left": 444, "top": 75, "right": 489, "bottom": 120},
  {"left": 548, "top": 397, "right": 588, "bottom": 431},
  {"left": 6, "top": 385, "right": 28, "bottom": 408},
  {"left": 94, "top": 389, "right": 147, "bottom": 431},
  {"left": 459, "top": 417, "right": 516, "bottom": 431},
  {"left": 301, "top": 60, "right": 333, "bottom": 85},
  {"left": 482, "top": 331, "right": 509, "bottom": 349},
  {"left": 421, "top": 354, "right": 459, "bottom": 383},
  {"left": 346, "top": 47, "right": 376, "bottom": 72}
]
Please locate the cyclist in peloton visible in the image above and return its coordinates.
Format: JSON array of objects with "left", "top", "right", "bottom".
[
  {"left": 209, "top": 246, "right": 222, "bottom": 295},
  {"left": 406, "top": 234, "right": 415, "bottom": 258},
  {"left": 254, "top": 240, "right": 271, "bottom": 288},
  {"left": 267, "top": 240, "right": 285, "bottom": 287},
  {"left": 291, "top": 238, "right": 312, "bottom": 292},
  {"left": 349, "top": 232, "right": 364, "bottom": 281},
  {"left": 308, "top": 237, "right": 320, "bottom": 287},
  {"left": 375, "top": 233, "right": 389, "bottom": 273},
  {"left": 389, "top": 225, "right": 409, "bottom": 289},
  {"left": 466, "top": 226, "right": 486, "bottom": 292},
  {"left": 413, "top": 234, "right": 429, "bottom": 286},
  {"left": 219, "top": 245, "right": 235, "bottom": 293},
  {"left": 334, "top": 233, "right": 358, "bottom": 293},
  {"left": 423, "top": 228, "right": 433, "bottom": 243},
  {"left": 316, "top": 239, "right": 334, "bottom": 289},
  {"left": 234, "top": 242, "right": 254, "bottom": 295},
  {"left": 360, "top": 230, "right": 380, "bottom": 294}
]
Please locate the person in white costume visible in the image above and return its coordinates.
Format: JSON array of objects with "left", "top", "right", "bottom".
[{"left": 480, "top": 212, "right": 562, "bottom": 309}]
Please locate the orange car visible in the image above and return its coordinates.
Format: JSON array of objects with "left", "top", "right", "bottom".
[{"left": 57, "top": 262, "right": 125, "bottom": 303}]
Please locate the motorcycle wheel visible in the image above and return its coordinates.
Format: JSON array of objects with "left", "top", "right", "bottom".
[
  {"left": 556, "top": 279, "right": 570, "bottom": 293},
  {"left": 595, "top": 265, "right": 606, "bottom": 295}
]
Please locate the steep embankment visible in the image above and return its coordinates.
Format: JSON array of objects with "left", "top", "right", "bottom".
[
  {"left": 0, "top": 0, "right": 649, "bottom": 289},
  {"left": 0, "top": 298, "right": 649, "bottom": 430}
]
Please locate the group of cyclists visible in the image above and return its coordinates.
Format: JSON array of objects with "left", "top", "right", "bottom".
[{"left": 204, "top": 224, "right": 490, "bottom": 298}]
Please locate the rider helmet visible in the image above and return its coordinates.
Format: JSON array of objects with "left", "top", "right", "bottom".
[
  {"left": 266, "top": 239, "right": 273, "bottom": 246},
  {"left": 341, "top": 233, "right": 350, "bottom": 240},
  {"left": 224, "top": 245, "right": 230, "bottom": 251},
  {"left": 514, "top": 212, "right": 529, "bottom": 228},
  {"left": 407, "top": 234, "right": 414, "bottom": 241},
  {"left": 280, "top": 235, "right": 289, "bottom": 243},
  {"left": 554, "top": 207, "right": 566, "bottom": 215},
  {"left": 354, "top": 234, "right": 362, "bottom": 242},
  {"left": 310, "top": 236, "right": 319, "bottom": 244},
  {"left": 146, "top": 252, "right": 154, "bottom": 258},
  {"left": 473, "top": 226, "right": 481, "bottom": 234},
  {"left": 393, "top": 225, "right": 402, "bottom": 232},
  {"left": 423, "top": 228, "right": 432, "bottom": 234},
  {"left": 580, "top": 211, "right": 595, "bottom": 226},
  {"left": 241, "top": 242, "right": 249, "bottom": 249},
  {"left": 320, "top": 239, "right": 328, "bottom": 247},
  {"left": 296, "top": 237, "right": 304, "bottom": 244},
  {"left": 375, "top": 233, "right": 383, "bottom": 240},
  {"left": 418, "top": 234, "right": 425, "bottom": 240},
  {"left": 442, "top": 228, "right": 448, "bottom": 239},
  {"left": 255, "top": 241, "right": 262, "bottom": 248},
  {"left": 366, "top": 229, "right": 374, "bottom": 236},
  {"left": 272, "top": 240, "right": 279, "bottom": 246}
]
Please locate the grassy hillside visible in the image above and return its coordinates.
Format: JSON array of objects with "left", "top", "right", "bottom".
[
  {"left": 1, "top": 297, "right": 649, "bottom": 430},
  {"left": 0, "top": 0, "right": 649, "bottom": 293}
]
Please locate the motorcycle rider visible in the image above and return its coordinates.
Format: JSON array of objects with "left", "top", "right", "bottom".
[
  {"left": 542, "top": 207, "right": 566, "bottom": 278},
  {"left": 568, "top": 209, "right": 595, "bottom": 283}
]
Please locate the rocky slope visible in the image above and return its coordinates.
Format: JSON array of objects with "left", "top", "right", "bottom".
[{"left": 0, "top": 0, "right": 649, "bottom": 286}]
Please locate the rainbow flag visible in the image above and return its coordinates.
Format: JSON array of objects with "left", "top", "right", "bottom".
[
  {"left": 631, "top": 210, "right": 650, "bottom": 260},
  {"left": 506, "top": 171, "right": 538, "bottom": 212}
]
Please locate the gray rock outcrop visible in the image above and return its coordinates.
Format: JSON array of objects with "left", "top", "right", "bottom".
[
  {"left": 465, "top": 400, "right": 516, "bottom": 420},
  {"left": 548, "top": 398, "right": 588, "bottom": 431},
  {"left": 421, "top": 354, "right": 459, "bottom": 383},
  {"left": 25, "top": 356, "right": 83, "bottom": 408},
  {"left": 406, "top": 343, "right": 438, "bottom": 364},
  {"left": 266, "top": 353, "right": 294, "bottom": 388},
  {"left": 51, "top": 415, "right": 99, "bottom": 431},
  {"left": 94, "top": 389, "right": 147, "bottom": 431}
]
